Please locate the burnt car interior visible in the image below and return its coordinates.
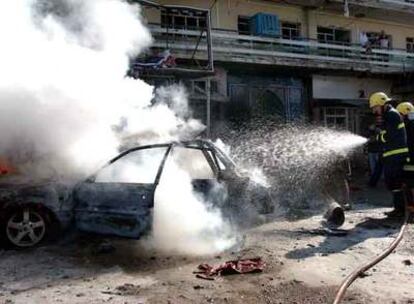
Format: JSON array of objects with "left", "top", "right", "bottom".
[{"left": 73, "top": 140, "right": 241, "bottom": 238}]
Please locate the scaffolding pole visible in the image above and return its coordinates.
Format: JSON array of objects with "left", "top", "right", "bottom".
[{"left": 206, "top": 78, "right": 211, "bottom": 138}]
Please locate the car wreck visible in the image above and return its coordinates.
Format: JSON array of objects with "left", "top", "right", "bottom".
[{"left": 0, "top": 140, "right": 273, "bottom": 248}]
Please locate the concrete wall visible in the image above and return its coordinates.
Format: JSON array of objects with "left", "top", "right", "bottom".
[
  {"left": 312, "top": 75, "right": 392, "bottom": 99},
  {"left": 141, "top": 0, "right": 414, "bottom": 50}
]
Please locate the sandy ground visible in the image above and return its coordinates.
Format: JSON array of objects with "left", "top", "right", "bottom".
[{"left": 1, "top": 183, "right": 414, "bottom": 304}]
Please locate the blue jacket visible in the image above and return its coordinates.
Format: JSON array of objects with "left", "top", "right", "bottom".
[{"left": 379, "top": 104, "right": 408, "bottom": 159}]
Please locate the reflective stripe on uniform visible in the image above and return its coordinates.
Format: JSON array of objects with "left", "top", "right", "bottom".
[
  {"left": 383, "top": 147, "right": 409, "bottom": 158},
  {"left": 404, "top": 165, "right": 414, "bottom": 171},
  {"left": 380, "top": 130, "right": 386, "bottom": 143},
  {"left": 398, "top": 123, "right": 405, "bottom": 129}
]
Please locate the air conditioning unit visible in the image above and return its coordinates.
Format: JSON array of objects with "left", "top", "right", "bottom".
[{"left": 250, "top": 13, "right": 280, "bottom": 37}]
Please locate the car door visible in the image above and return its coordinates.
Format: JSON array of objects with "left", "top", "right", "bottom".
[{"left": 74, "top": 145, "right": 170, "bottom": 238}]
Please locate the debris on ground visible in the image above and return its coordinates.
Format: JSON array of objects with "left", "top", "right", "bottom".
[
  {"left": 358, "top": 272, "right": 372, "bottom": 278},
  {"left": 299, "top": 227, "right": 348, "bottom": 237},
  {"left": 402, "top": 259, "right": 412, "bottom": 266},
  {"left": 101, "top": 283, "right": 141, "bottom": 296},
  {"left": 194, "top": 257, "right": 265, "bottom": 280}
]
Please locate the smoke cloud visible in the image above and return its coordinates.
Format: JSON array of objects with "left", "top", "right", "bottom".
[
  {"left": 0, "top": 0, "right": 204, "bottom": 179},
  {"left": 0, "top": 0, "right": 234, "bottom": 255},
  {"left": 151, "top": 158, "right": 236, "bottom": 255}
]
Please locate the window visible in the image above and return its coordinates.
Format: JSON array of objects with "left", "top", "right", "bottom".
[
  {"left": 281, "top": 22, "right": 301, "bottom": 40},
  {"left": 324, "top": 107, "right": 347, "bottom": 129},
  {"left": 164, "top": 147, "right": 215, "bottom": 179},
  {"left": 407, "top": 37, "right": 414, "bottom": 53},
  {"left": 238, "top": 16, "right": 251, "bottom": 35},
  {"left": 161, "top": 9, "right": 207, "bottom": 31},
  {"left": 95, "top": 147, "right": 167, "bottom": 184},
  {"left": 317, "top": 27, "right": 350, "bottom": 45},
  {"left": 323, "top": 107, "right": 360, "bottom": 133}
]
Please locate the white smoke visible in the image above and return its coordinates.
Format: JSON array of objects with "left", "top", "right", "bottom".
[
  {"left": 0, "top": 0, "right": 205, "bottom": 179},
  {"left": 0, "top": 0, "right": 152, "bottom": 178},
  {"left": 151, "top": 159, "right": 236, "bottom": 255},
  {"left": 123, "top": 85, "right": 205, "bottom": 147},
  {"left": 0, "top": 0, "right": 234, "bottom": 255}
]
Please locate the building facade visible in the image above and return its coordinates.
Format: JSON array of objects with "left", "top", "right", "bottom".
[{"left": 137, "top": 0, "right": 414, "bottom": 136}]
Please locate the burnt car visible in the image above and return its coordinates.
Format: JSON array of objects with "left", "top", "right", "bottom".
[{"left": 0, "top": 140, "right": 273, "bottom": 248}]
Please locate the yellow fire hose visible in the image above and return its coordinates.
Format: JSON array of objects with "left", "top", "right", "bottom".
[{"left": 333, "top": 210, "right": 412, "bottom": 304}]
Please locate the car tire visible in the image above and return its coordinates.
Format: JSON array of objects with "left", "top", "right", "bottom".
[{"left": 1, "top": 207, "right": 49, "bottom": 249}]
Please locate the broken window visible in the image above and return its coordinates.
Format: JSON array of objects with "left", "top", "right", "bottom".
[
  {"left": 317, "top": 27, "right": 350, "bottom": 45},
  {"left": 281, "top": 22, "right": 301, "bottom": 40},
  {"left": 94, "top": 147, "right": 168, "bottom": 184},
  {"left": 238, "top": 16, "right": 251, "bottom": 35},
  {"left": 407, "top": 37, "right": 414, "bottom": 53},
  {"left": 165, "top": 146, "right": 215, "bottom": 180}
]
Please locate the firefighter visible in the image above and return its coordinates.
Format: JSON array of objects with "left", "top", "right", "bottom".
[
  {"left": 396, "top": 102, "right": 414, "bottom": 213},
  {"left": 369, "top": 92, "right": 409, "bottom": 217}
]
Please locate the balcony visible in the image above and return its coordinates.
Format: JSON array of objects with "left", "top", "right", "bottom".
[
  {"left": 147, "top": 25, "right": 414, "bottom": 74},
  {"left": 330, "top": 0, "right": 414, "bottom": 14}
]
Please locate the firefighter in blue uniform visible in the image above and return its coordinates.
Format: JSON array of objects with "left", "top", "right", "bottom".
[
  {"left": 369, "top": 92, "right": 409, "bottom": 217},
  {"left": 396, "top": 101, "right": 414, "bottom": 213}
]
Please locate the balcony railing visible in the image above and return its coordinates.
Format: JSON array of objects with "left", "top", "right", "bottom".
[
  {"left": 360, "top": 0, "right": 414, "bottom": 5},
  {"left": 147, "top": 24, "right": 414, "bottom": 73},
  {"left": 332, "top": 0, "right": 414, "bottom": 12}
]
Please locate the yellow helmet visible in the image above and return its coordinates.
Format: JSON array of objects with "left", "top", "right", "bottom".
[
  {"left": 396, "top": 102, "right": 414, "bottom": 115},
  {"left": 369, "top": 92, "right": 391, "bottom": 108}
]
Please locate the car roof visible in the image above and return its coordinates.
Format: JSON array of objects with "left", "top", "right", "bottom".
[
  {"left": 122, "top": 139, "right": 214, "bottom": 152},
  {"left": 112, "top": 139, "right": 217, "bottom": 164}
]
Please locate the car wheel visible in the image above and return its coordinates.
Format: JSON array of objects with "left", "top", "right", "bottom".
[{"left": 4, "top": 208, "right": 48, "bottom": 248}]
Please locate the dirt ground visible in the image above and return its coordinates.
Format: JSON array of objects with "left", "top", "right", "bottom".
[{"left": 1, "top": 183, "right": 414, "bottom": 304}]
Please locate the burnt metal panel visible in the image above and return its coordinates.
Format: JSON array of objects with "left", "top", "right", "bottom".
[{"left": 74, "top": 182, "right": 154, "bottom": 238}]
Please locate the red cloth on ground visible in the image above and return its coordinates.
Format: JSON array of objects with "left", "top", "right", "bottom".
[{"left": 195, "top": 257, "right": 265, "bottom": 280}]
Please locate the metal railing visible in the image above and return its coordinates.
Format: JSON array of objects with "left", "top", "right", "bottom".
[
  {"left": 333, "top": 0, "right": 414, "bottom": 8},
  {"left": 147, "top": 24, "right": 414, "bottom": 71},
  {"left": 373, "top": 0, "right": 414, "bottom": 6}
]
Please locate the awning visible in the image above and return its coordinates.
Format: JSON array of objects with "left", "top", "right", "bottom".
[{"left": 313, "top": 98, "right": 368, "bottom": 107}]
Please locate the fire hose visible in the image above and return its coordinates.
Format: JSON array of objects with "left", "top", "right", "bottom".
[{"left": 332, "top": 210, "right": 412, "bottom": 304}]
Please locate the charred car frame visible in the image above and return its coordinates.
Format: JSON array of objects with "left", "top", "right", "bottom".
[{"left": 0, "top": 140, "right": 273, "bottom": 248}]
